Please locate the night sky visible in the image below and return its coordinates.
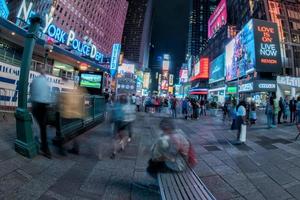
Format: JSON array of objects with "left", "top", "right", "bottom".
[{"left": 150, "top": 0, "right": 190, "bottom": 80}]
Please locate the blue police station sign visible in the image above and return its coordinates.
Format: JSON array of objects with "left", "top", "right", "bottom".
[
  {"left": 0, "top": 0, "right": 9, "bottom": 19},
  {"left": 17, "top": 0, "right": 104, "bottom": 63},
  {"left": 110, "top": 44, "right": 121, "bottom": 77}
]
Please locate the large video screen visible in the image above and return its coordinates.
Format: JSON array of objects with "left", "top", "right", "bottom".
[
  {"left": 225, "top": 20, "right": 256, "bottom": 81},
  {"left": 80, "top": 73, "right": 102, "bottom": 89},
  {"left": 208, "top": 0, "right": 227, "bottom": 39},
  {"left": 209, "top": 53, "right": 225, "bottom": 83}
]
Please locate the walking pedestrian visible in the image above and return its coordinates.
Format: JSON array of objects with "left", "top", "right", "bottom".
[
  {"left": 110, "top": 95, "right": 127, "bottom": 159},
  {"left": 182, "top": 97, "right": 189, "bottom": 120},
  {"left": 296, "top": 96, "right": 300, "bottom": 124},
  {"left": 249, "top": 101, "right": 257, "bottom": 126},
  {"left": 266, "top": 97, "right": 273, "bottom": 128},
  {"left": 290, "top": 97, "right": 296, "bottom": 123},
  {"left": 283, "top": 96, "right": 289, "bottom": 123},
  {"left": 236, "top": 100, "right": 246, "bottom": 144},
  {"left": 30, "top": 68, "right": 52, "bottom": 158},
  {"left": 136, "top": 95, "right": 141, "bottom": 112},
  {"left": 170, "top": 96, "right": 177, "bottom": 118},
  {"left": 273, "top": 95, "right": 279, "bottom": 127},
  {"left": 278, "top": 97, "right": 284, "bottom": 124},
  {"left": 230, "top": 100, "right": 237, "bottom": 130}
]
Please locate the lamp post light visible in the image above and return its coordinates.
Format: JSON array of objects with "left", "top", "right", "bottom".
[{"left": 15, "top": 15, "right": 42, "bottom": 158}]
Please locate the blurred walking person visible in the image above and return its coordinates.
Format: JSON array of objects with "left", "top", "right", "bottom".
[
  {"left": 290, "top": 97, "right": 296, "bottom": 123},
  {"left": 170, "top": 96, "right": 177, "bottom": 118},
  {"left": 278, "top": 97, "right": 284, "bottom": 124},
  {"left": 265, "top": 97, "right": 273, "bottom": 128},
  {"left": 136, "top": 95, "right": 141, "bottom": 112},
  {"left": 110, "top": 95, "right": 126, "bottom": 159},
  {"left": 283, "top": 96, "right": 290, "bottom": 123},
  {"left": 272, "top": 95, "right": 279, "bottom": 127},
  {"left": 182, "top": 97, "right": 189, "bottom": 120},
  {"left": 296, "top": 96, "right": 300, "bottom": 124},
  {"left": 236, "top": 100, "right": 246, "bottom": 144},
  {"left": 30, "top": 68, "right": 52, "bottom": 158}
]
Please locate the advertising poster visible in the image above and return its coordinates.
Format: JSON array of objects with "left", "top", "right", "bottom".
[
  {"left": 180, "top": 69, "right": 189, "bottom": 83},
  {"left": 118, "top": 63, "right": 135, "bottom": 75},
  {"left": 191, "top": 58, "right": 209, "bottom": 81},
  {"left": 162, "top": 60, "right": 170, "bottom": 71},
  {"left": 208, "top": 0, "right": 227, "bottom": 39},
  {"left": 161, "top": 70, "right": 169, "bottom": 91},
  {"left": 253, "top": 19, "right": 281, "bottom": 73},
  {"left": 209, "top": 53, "right": 225, "bottom": 83},
  {"left": 225, "top": 20, "right": 255, "bottom": 81},
  {"left": 143, "top": 72, "right": 150, "bottom": 89},
  {"left": 169, "top": 74, "right": 174, "bottom": 86},
  {"left": 161, "top": 80, "right": 168, "bottom": 90}
]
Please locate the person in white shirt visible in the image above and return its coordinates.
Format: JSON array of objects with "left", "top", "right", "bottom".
[
  {"left": 236, "top": 100, "right": 246, "bottom": 144},
  {"left": 30, "top": 68, "right": 52, "bottom": 158},
  {"left": 136, "top": 95, "right": 142, "bottom": 112}
]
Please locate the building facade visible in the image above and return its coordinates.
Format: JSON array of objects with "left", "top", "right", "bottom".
[
  {"left": 186, "top": 0, "right": 220, "bottom": 61},
  {"left": 228, "top": 0, "right": 300, "bottom": 77},
  {"left": 8, "top": 0, "right": 129, "bottom": 55},
  {"left": 121, "top": 0, "right": 153, "bottom": 70}
]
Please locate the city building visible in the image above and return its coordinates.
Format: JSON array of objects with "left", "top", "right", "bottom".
[
  {"left": 8, "top": 0, "right": 128, "bottom": 55},
  {"left": 1, "top": 0, "right": 129, "bottom": 101},
  {"left": 227, "top": 0, "right": 300, "bottom": 100},
  {"left": 121, "top": 0, "right": 153, "bottom": 70},
  {"left": 186, "top": 0, "right": 220, "bottom": 61}
]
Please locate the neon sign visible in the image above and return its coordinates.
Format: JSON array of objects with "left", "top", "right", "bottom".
[
  {"left": 0, "top": 0, "right": 9, "bottom": 19},
  {"left": 17, "top": 0, "right": 104, "bottom": 63}
]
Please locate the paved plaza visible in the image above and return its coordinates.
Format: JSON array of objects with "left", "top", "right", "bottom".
[{"left": 1, "top": 112, "right": 300, "bottom": 200}]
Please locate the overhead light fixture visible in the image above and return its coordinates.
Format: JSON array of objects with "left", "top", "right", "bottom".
[{"left": 11, "top": 32, "right": 15, "bottom": 36}]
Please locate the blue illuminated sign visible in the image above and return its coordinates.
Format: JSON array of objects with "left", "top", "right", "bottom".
[
  {"left": 110, "top": 44, "right": 121, "bottom": 77},
  {"left": 0, "top": 0, "right": 9, "bottom": 19}
]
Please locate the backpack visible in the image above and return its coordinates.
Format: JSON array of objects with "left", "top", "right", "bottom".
[{"left": 187, "top": 142, "right": 197, "bottom": 167}]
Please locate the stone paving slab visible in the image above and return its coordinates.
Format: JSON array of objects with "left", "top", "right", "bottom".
[{"left": 1, "top": 112, "right": 300, "bottom": 199}]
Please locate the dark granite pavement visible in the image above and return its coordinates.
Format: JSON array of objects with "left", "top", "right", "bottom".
[{"left": 1, "top": 111, "right": 300, "bottom": 200}]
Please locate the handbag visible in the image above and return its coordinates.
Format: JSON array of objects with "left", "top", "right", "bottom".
[{"left": 240, "top": 124, "right": 247, "bottom": 142}]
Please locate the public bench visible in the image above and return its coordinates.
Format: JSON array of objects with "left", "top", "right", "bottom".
[{"left": 158, "top": 166, "right": 216, "bottom": 200}]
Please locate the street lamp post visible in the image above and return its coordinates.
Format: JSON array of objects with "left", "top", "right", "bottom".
[{"left": 15, "top": 15, "right": 42, "bottom": 158}]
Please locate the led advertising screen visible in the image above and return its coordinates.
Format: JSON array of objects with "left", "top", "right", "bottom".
[
  {"left": 180, "top": 69, "right": 189, "bottom": 83},
  {"left": 225, "top": 19, "right": 281, "bottom": 81},
  {"left": 143, "top": 72, "right": 150, "bottom": 89},
  {"left": 80, "top": 73, "right": 102, "bottom": 89},
  {"left": 225, "top": 20, "right": 256, "bottom": 81},
  {"left": 118, "top": 63, "right": 135, "bottom": 75},
  {"left": 0, "top": 0, "right": 9, "bottom": 19},
  {"left": 191, "top": 58, "right": 209, "bottom": 81},
  {"left": 208, "top": 0, "right": 227, "bottom": 39},
  {"left": 209, "top": 54, "right": 225, "bottom": 83},
  {"left": 253, "top": 19, "right": 281, "bottom": 73},
  {"left": 162, "top": 60, "right": 170, "bottom": 71}
]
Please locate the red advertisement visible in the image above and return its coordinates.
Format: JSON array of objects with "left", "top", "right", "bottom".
[
  {"left": 191, "top": 58, "right": 209, "bottom": 81},
  {"left": 208, "top": 0, "right": 227, "bottom": 39}
]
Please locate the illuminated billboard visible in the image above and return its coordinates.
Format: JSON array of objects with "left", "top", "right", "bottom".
[
  {"left": 208, "top": 0, "right": 227, "bottom": 39},
  {"left": 254, "top": 19, "right": 281, "bottom": 72},
  {"left": 162, "top": 60, "right": 170, "bottom": 71},
  {"left": 118, "top": 63, "right": 135, "bottom": 75},
  {"left": 169, "top": 74, "right": 174, "bottom": 86},
  {"left": 225, "top": 19, "right": 281, "bottom": 81},
  {"left": 180, "top": 69, "right": 189, "bottom": 83},
  {"left": 209, "top": 54, "right": 225, "bottom": 83},
  {"left": 191, "top": 58, "right": 209, "bottom": 81},
  {"left": 143, "top": 72, "right": 150, "bottom": 89},
  {"left": 0, "top": 0, "right": 9, "bottom": 19}
]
